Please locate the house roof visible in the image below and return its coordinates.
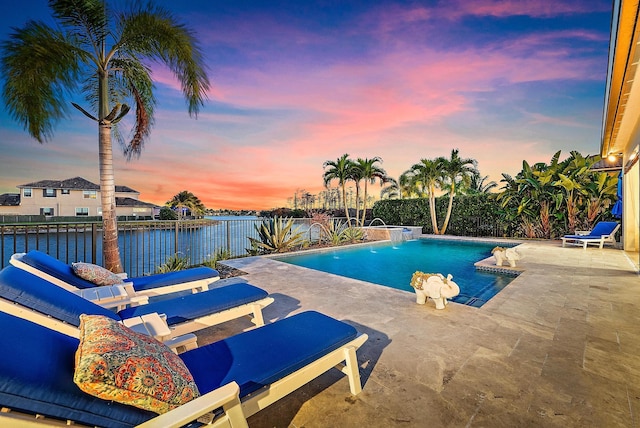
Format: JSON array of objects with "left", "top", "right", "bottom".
[
  {"left": 18, "top": 177, "right": 138, "bottom": 193},
  {"left": 0, "top": 193, "right": 20, "bottom": 206},
  {"left": 115, "top": 185, "right": 138, "bottom": 193},
  {"left": 115, "top": 197, "right": 158, "bottom": 208}
]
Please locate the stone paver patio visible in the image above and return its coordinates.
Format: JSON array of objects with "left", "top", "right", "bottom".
[{"left": 197, "top": 238, "right": 640, "bottom": 427}]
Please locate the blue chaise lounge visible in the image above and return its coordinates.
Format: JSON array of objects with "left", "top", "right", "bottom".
[
  {"left": 561, "top": 221, "right": 620, "bottom": 249},
  {"left": 11, "top": 250, "right": 221, "bottom": 301},
  {"left": 0, "top": 309, "right": 367, "bottom": 427},
  {"left": 0, "top": 266, "right": 274, "bottom": 350}
]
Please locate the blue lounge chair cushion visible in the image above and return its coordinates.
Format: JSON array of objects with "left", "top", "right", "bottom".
[
  {"left": 563, "top": 221, "right": 619, "bottom": 240},
  {"left": 0, "top": 311, "right": 154, "bottom": 428},
  {"left": 21, "top": 250, "right": 95, "bottom": 289},
  {"left": 563, "top": 234, "right": 598, "bottom": 240},
  {"left": 131, "top": 267, "right": 218, "bottom": 292},
  {"left": 118, "top": 282, "right": 269, "bottom": 325},
  {"left": 181, "top": 311, "right": 358, "bottom": 397},
  {"left": 19, "top": 250, "right": 219, "bottom": 292},
  {"left": 0, "top": 266, "right": 119, "bottom": 326}
]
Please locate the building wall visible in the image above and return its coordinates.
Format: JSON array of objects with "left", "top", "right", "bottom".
[
  {"left": 9, "top": 187, "right": 145, "bottom": 218},
  {"left": 0, "top": 206, "right": 20, "bottom": 215},
  {"left": 116, "top": 206, "right": 154, "bottom": 217},
  {"left": 623, "top": 159, "right": 638, "bottom": 252},
  {"left": 17, "top": 188, "right": 102, "bottom": 217},
  {"left": 601, "top": 0, "right": 640, "bottom": 257}
]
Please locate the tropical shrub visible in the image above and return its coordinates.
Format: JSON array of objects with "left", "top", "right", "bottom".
[
  {"left": 167, "top": 191, "right": 206, "bottom": 219},
  {"left": 202, "top": 248, "right": 232, "bottom": 269},
  {"left": 158, "top": 206, "right": 178, "bottom": 220},
  {"left": 317, "top": 219, "right": 366, "bottom": 245},
  {"left": 496, "top": 151, "right": 618, "bottom": 237},
  {"left": 372, "top": 194, "right": 508, "bottom": 237},
  {"left": 247, "top": 217, "right": 307, "bottom": 254},
  {"left": 156, "top": 253, "right": 190, "bottom": 273},
  {"left": 342, "top": 226, "right": 365, "bottom": 243}
]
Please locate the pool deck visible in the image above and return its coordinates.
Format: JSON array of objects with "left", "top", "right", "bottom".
[{"left": 199, "top": 237, "right": 640, "bottom": 427}]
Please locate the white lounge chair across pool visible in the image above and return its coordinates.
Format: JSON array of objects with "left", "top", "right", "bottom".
[{"left": 561, "top": 221, "right": 620, "bottom": 249}]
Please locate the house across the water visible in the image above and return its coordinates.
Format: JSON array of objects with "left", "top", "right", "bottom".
[{"left": 0, "top": 177, "right": 158, "bottom": 219}]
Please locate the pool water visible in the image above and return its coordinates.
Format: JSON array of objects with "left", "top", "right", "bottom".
[{"left": 275, "top": 239, "right": 518, "bottom": 307}]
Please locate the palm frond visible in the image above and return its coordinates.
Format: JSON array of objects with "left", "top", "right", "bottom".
[
  {"left": 110, "top": 57, "right": 155, "bottom": 159},
  {"left": 1, "top": 21, "right": 84, "bottom": 142},
  {"left": 117, "top": 4, "right": 209, "bottom": 117},
  {"left": 49, "top": 0, "right": 107, "bottom": 55}
]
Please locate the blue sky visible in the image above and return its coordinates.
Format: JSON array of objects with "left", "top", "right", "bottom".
[{"left": 0, "top": 0, "right": 613, "bottom": 209}]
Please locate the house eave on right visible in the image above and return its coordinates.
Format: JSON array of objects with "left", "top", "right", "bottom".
[{"left": 601, "top": 0, "right": 640, "bottom": 256}]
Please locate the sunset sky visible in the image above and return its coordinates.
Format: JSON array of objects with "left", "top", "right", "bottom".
[{"left": 0, "top": 0, "right": 613, "bottom": 210}]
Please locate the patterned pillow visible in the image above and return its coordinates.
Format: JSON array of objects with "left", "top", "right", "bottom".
[
  {"left": 74, "top": 314, "right": 200, "bottom": 414},
  {"left": 72, "top": 262, "right": 123, "bottom": 286}
]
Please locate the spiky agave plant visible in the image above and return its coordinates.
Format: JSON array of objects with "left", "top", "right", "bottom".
[
  {"left": 202, "top": 248, "right": 232, "bottom": 269},
  {"left": 247, "top": 217, "right": 306, "bottom": 254},
  {"left": 321, "top": 219, "right": 350, "bottom": 245},
  {"left": 155, "top": 253, "right": 190, "bottom": 273}
]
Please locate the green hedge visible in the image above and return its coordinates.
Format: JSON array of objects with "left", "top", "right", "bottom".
[{"left": 372, "top": 195, "right": 513, "bottom": 237}]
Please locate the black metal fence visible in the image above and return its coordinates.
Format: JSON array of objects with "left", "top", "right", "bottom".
[{"left": 0, "top": 218, "right": 316, "bottom": 276}]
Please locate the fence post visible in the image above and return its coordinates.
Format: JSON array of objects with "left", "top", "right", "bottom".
[
  {"left": 92, "top": 223, "right": 98, "bottom": 263},
  {"left": 175, "top": 221, "right": 179, "bottom": 256},
  {"left": 226, "top": 221, "right": 231, "bottom": 254}
]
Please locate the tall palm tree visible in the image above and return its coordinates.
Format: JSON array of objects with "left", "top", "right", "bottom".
[
  {"left": 323, "top": 154, "right": 355, "bottom": 224},
  {"left": 356, "top": 157, "right": 387, "bottom": 226},
  {"left": 1, "top": 1, "right": 209, "bottom": 272},
  {"left": 439, "top": 149, "right": 477, "bottom": 234},
  {"left": 168, "top": 190, "right": 206, "bottom": 219},
  {"left": 404, "top": 158, "right": 444, "bottom": 234}
]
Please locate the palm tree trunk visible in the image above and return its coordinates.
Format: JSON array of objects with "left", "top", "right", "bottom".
[
  {"left": 354, "top": 182, "right": 361, "bottom": 226},
  {"left": 428, "top": 185, "right": 439, "bottom": 234},
  {"left": 98, "top": 69, "right": 123, "bottom": 273},
  {"left": 341, "top": 184, "right": 351, "bottom": 224},
  {"left": 361, "top": 181, "right": 369, "bottom": 227},
  {"left": 441, "top": 184, "right": 455, "bottom": 234},
  {"left": 99, "top": 122, "right": 123, "bottom": 273}
]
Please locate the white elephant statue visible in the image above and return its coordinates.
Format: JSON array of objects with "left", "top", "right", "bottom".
[
  {"left": 409, "top": 272, "right": 460, "bottom": 309},
  {"left": 492, "top": 246, "right": 521, "bottom": 267}
]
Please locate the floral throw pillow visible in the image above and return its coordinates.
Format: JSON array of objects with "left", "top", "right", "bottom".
[
  {"left": 72, "top": 262, "right": 123, "bottom": 286},
  {"left": 74, "top": 314, "right": 200, "bottom": 414}
]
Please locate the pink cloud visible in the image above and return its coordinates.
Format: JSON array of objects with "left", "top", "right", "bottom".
[
  {"left": 121, "top": 27, "right": 602, "bottom": 210},
  {"left": 442, "top": 0, "right": 610, "bottom": 19}
]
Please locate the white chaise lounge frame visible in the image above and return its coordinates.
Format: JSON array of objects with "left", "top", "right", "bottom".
[
  {"left": 0, "top": 291, "right": 275, "bottom": 351},
  {"left": 561, "top": 223, "right": 620, "bottom": 249}
]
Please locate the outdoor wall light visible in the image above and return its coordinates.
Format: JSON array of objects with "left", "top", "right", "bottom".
[{"left": 608, "top": 153, "right": 621, "bottom": 162}]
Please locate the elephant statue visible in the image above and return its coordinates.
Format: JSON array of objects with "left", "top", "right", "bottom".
[
  {"left": 409, "top": 272, "right": 460, "bottom": 309},
  {"left": 491, "top": 246, "right": 521, "bottom": 267}
]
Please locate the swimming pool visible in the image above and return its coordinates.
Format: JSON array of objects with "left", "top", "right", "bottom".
[{"left": 275, "top": 239, "right": 519, "bottom": 307}]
